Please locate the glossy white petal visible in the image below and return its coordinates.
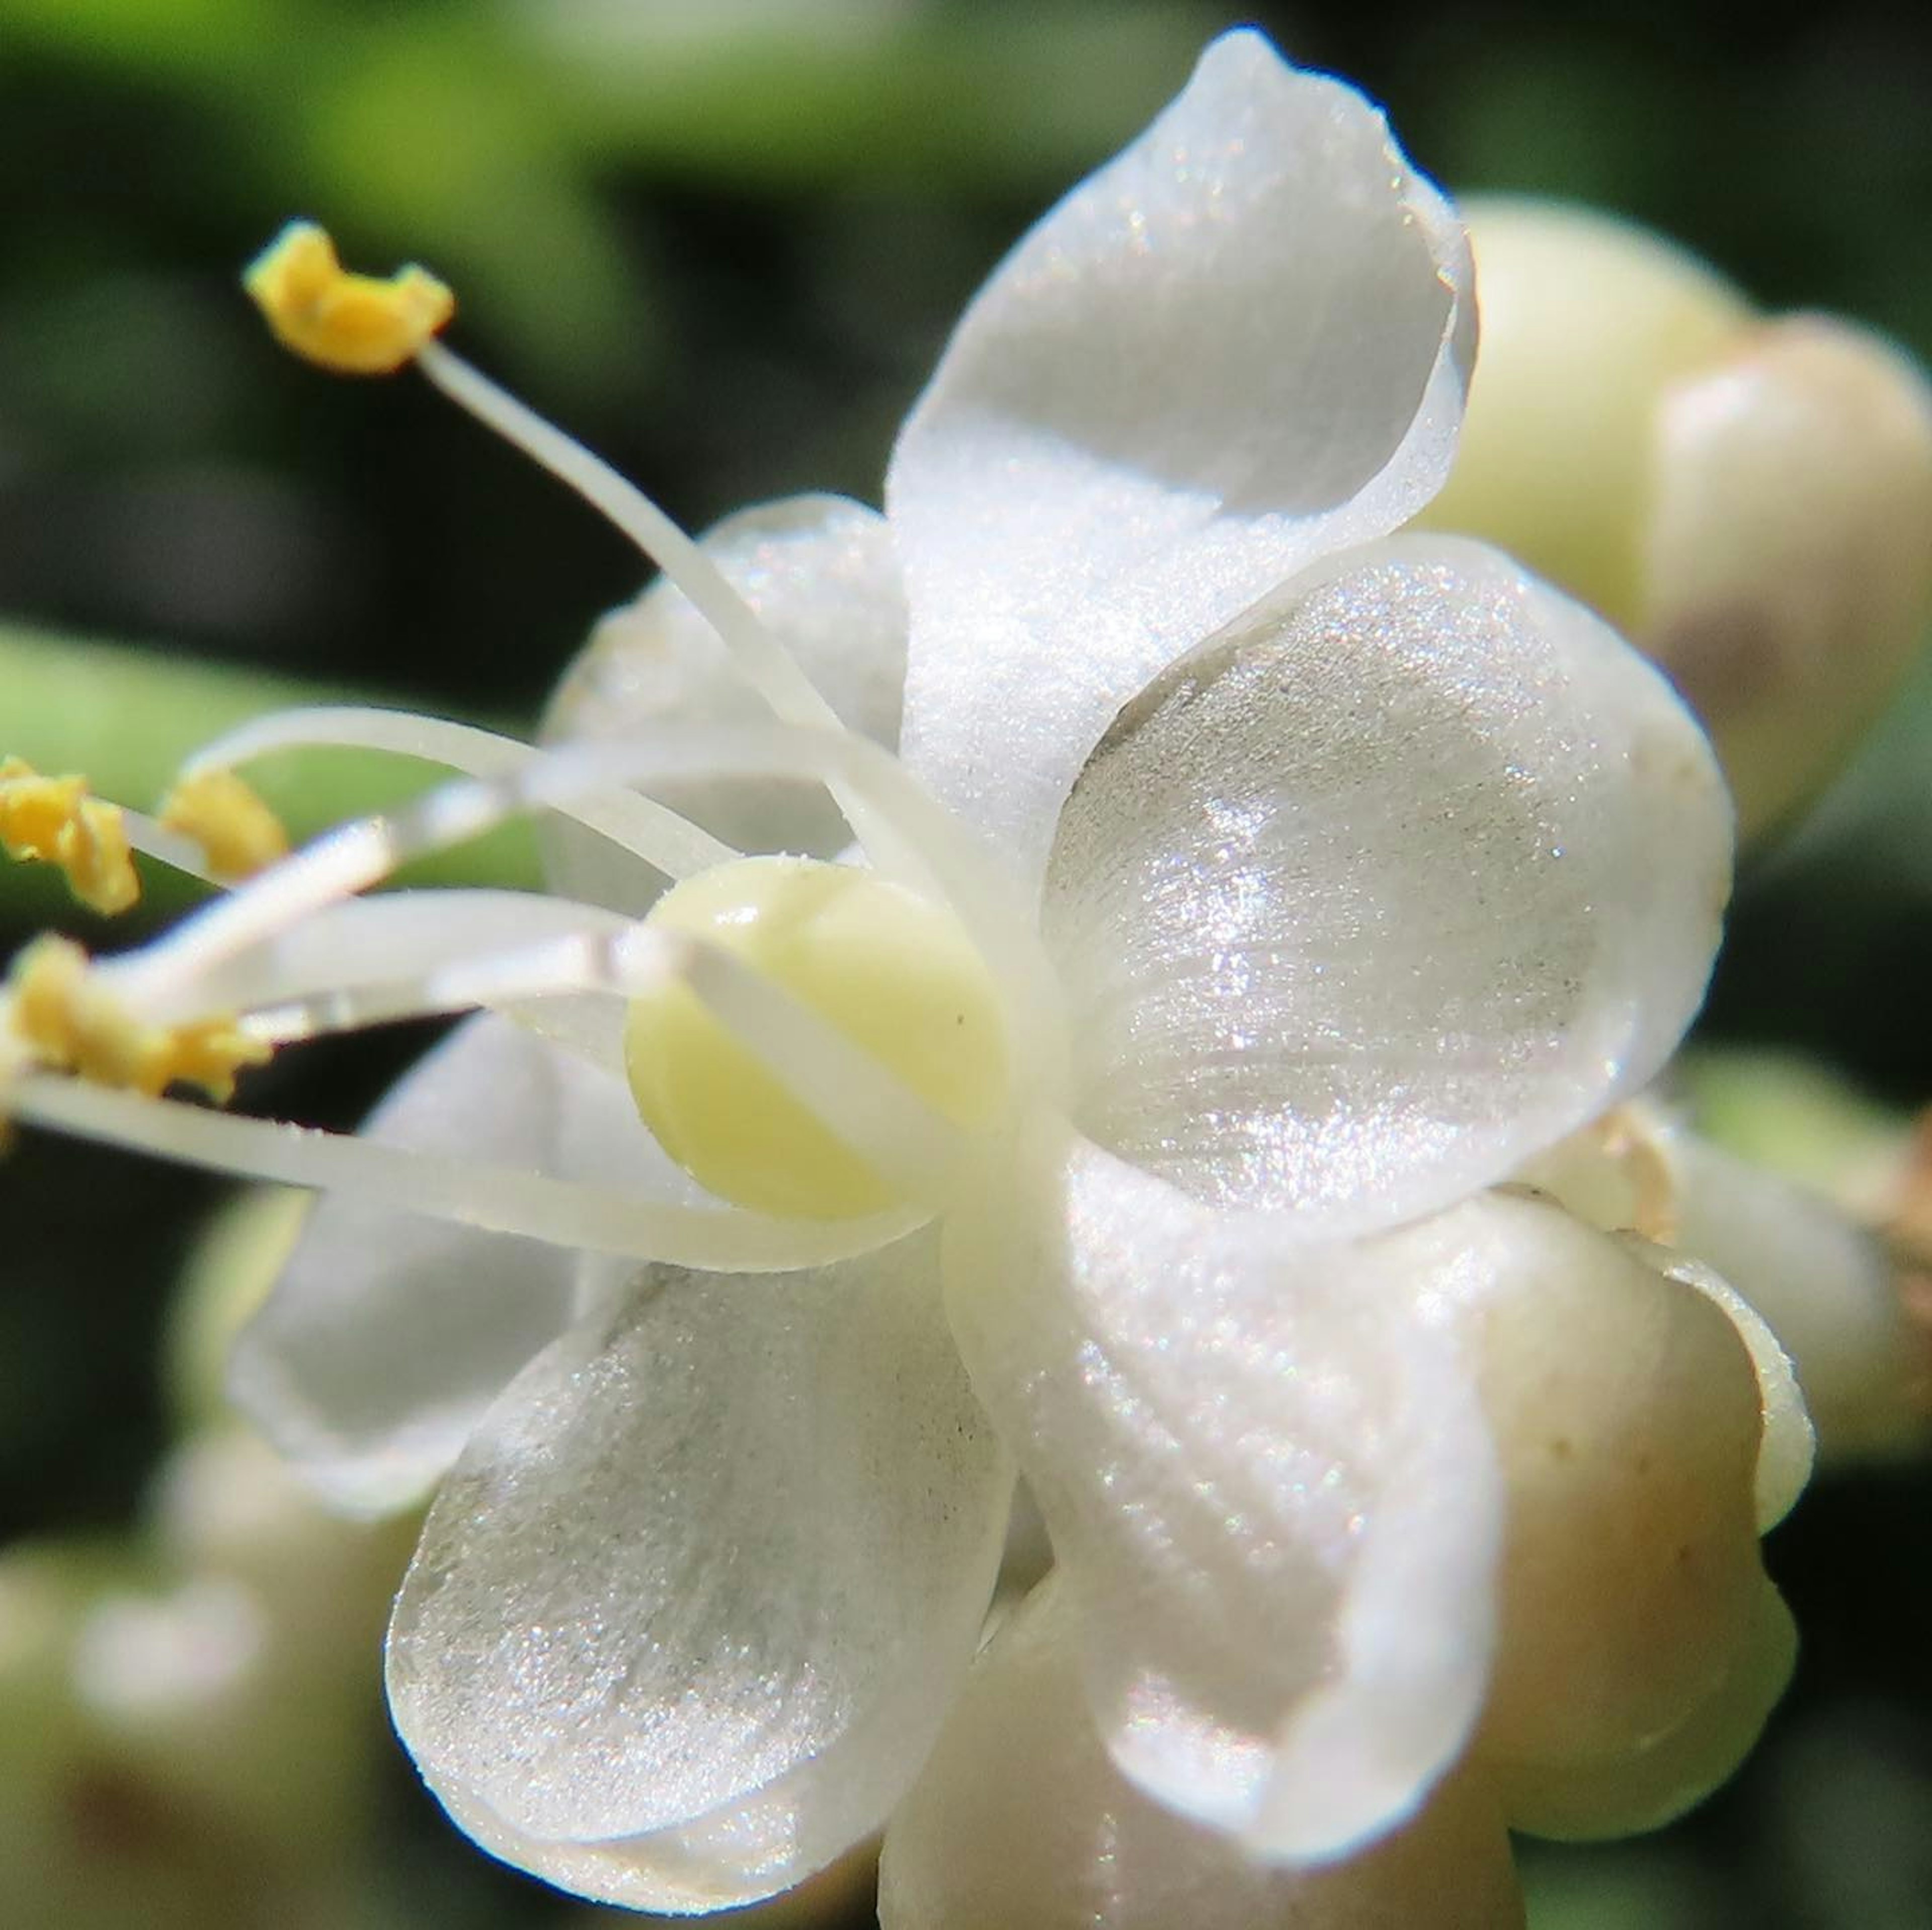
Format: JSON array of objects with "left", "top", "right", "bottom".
[
  {"left": 541, "top": 493, "right": 907, "bottom": 909},
  {"left": 228, "top": 1014, "right": 673, "bottom": 1518},
  {"left": 879, "top": 1575, "right": 1523, "bottom": 1930},
  {"left": 944, "top": 1130, "right": 1501, "bottom": 1859},
  {"left": 386, "top": 1229, "right": 1012, "bottom": 1913},
  {"left": 1042, "top": 536, "right": 1731, "bottom": 1237},
  {"left": 887, "top": 29, "right": 1471, "bottom": 888}
]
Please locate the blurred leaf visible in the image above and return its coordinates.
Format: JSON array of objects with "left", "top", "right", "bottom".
[{"left": 516, "top": 0, "right": 1219, "bottom": 188}]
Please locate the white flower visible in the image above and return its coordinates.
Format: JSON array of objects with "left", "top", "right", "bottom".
[{"left": 1, "top": 28, "right": 1786, "bottom": 1924}]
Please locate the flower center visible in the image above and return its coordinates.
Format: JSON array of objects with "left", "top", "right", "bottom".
[{"left": 627, "top": 855, "right": 1008, "bottom": 1220}]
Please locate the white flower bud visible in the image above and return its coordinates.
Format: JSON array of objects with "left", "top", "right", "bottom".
[
  {"left": 1450, "top": 1196, "right": 1768, "bottom": 1775},
  {"left": 1422, "top": 199, "right": 1932, "bottom": 840}
]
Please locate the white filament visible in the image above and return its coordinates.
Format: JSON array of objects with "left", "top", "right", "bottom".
[
  {"left": 184, "top": 705, "right": 736, "bottom": 881},
  {"left": 412, "top": 340, "right": 913, "bottom": 871},
  {"left": 11, "top": 1073, "right": 925, "bottom": 1272}
]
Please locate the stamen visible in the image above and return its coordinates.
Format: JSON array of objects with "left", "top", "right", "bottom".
[
  {"left": 409, "top": 340, "right": 918, "bottom": 874},
  {"left": 243, "top": 225, "right": 935, "bottom": 908},
  {"left": 6, "top": 1072, "right": 923, "bottom": 1273},
  {"left": 157, "top": 769, "right": 290, "bottom": 882},
  {"left": 0, "top": 759, "right": 140, "bottom": 915},
  {"left": 4, "top": 936, "right": 268, "bottom": 1103},
  {"left": 180, "top": 705, "right": 733, "bottom": 881},
  {"left": 413, "top": 340, "right": 837, "bottom": 735},
  {"left": 100, "top": 889, "right": 638, "bottom": 1031},
  {"left": 240, "top": 911, "right": 665, "bottom": 1046},
  {"left": 120, "top": 810, "right": 222, "bottom": 887},
  {"left": 244, "top": 222, "right": 453, "bottom": 376},
  {"left": 103, "top": 721, "right": 1062, "bottom": 1124},
  {"left": 219, "top": 903, "right": 970, "bottom": 1211}
]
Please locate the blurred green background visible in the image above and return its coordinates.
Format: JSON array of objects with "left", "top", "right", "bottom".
[{"left": 2, "top": 2, "right": 1930, "bottom": 1925}]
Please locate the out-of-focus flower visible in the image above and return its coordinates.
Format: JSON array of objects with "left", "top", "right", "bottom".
[
  {"left": 0, "top": 30, "right": 1804, "bottom": 1926},
  {"left": 1419, "top": 199, "right": 1932, "bottom": 841},
  {"left": 0, "top": 1187, "right": 410, "bottom": 1929}
]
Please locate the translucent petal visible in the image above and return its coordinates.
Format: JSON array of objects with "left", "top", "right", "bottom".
[
  {"left": 879, "top": 1575, "right": 1524, "bottom": 1930},
  {"left": 944, "top": 1131, "right": 1501, "bottom": 1859},
  {"left": 228, "top": 1014, "right": 683, "bottom": 1518},
  {"left": 541, "top": 493, "right": 908, "bottom": 910},
  {"left": 887, "top": 29, "right": 1471, "bottom": 889},
  {"left": 1042, "top": 536, "right": 1731, "bottom": 1237},
  {"left": 386, "top": 1229, "right": 1012, "bottom": 1912}
]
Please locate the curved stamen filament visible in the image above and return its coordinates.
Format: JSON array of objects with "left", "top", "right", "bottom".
[
  {"left": 120, "top": 810, "right": 223, "bottom": 887},
  {"left": 161, "top": 723, "right": 1056, "bottom": 1102},
  {"left": 104, "top": 889, "right": 637, "bottom": 1029},
  {"left": 91, "top": 874, "right": 972, "bottom": 1209},
  {"left": 411, "top": 340, "right": 912, "bottom": 871},
  {"left": 182, "top": 705, "right": 736, "bottom": 882},
  {"left": 240, "top": 917, "right": 968, "bottom": 1210},
  {"left": 7, "top": 1072, "right": 922, "bottom": 1272},
  {"left": 415, "top": 342, "right": 833, "bottom": 733}
]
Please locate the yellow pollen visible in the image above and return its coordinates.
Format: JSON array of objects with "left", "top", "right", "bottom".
[
  {"left": 244, "top": 221, "right": 454, "bottom": 376},
  {"left": 626, "top": 857, "right": 1008, "bottom": 1220},
  {"left": 5, "top": 935, "right": 271, "bottom": 1104},
  {"left": 0, "top": 759, "right": 139, "bottom": 915},
  {"left": 158, "top": 769, "right": 291, "bottom": 881}
]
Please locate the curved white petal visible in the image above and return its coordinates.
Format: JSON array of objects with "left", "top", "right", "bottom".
[
  {"left": 887, "top": 29, "right": 1472, "bottom": 889},
  {"left": 385, "top": 1229, "right": 1012, "bottom": 1913},
  {"left": 1042, "top": 536, "right": 1731, "bottom": 1238},
  {"left": 1659, "top": 1124, "right": 1916, "bottom": 1462},
  {"left": 1623, "top": 1240, "right": 1815, "bottom": 1531},
  {"left": 944, "top": 1130, "right": 1502, "bottom": 1860},
  {"left": 541, "top": 493, "right": 907, "bottom": 910},
  {"left": 228, "top": 1014, "right": 678, "bottom": 1518},
  {"left": 879, "top": 1575, "right": 1523, "bottom": 1930}
]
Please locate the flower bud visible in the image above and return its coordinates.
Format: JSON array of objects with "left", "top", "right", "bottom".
[
  {"left": 1493, "top": 1577, "right": 1795, "bottom": 1841},
  {"left": 1421, "top": 199, "right": 1932, "bottom": 840},
  {"left": 1450, "top": 1195, "right": 1768, "bottom": 1775},
  {"left": 1527, "top": 1067, "right": 1931, "bottom": 1465}
]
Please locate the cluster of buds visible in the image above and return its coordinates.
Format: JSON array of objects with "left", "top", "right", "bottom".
[{"left": 1420, "top": 199, "right": 1932, "bottom": 841}]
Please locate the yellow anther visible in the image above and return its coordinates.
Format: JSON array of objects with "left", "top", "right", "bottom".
[
  {"left": 244, "top": 221, "right": 454, "bottom": 376},
  {"left": 0, "top": 759, "right": 139, "bottom": 915},
  {"left": 158, "top": 768, "right": 291, "bottom": 882},
  {"left": 5, "top": 935, "right": 270, "bottom": 1104}
]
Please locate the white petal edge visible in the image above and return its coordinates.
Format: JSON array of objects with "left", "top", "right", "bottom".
[
  {"left": 888, "top": 28, "right": 1472, "bottom": 890},
  {"left": 1656, "top": 1116, "right": 1919, "bottom": 1460},
  {"left": 1041, "top": 535, "right": 1733, "bottom": 1239},
  {"left": 386, "top": 1228, "right": 1012, "bottom": 1912},
  {"left": 228, "top": 1014, "right": 681, "bottom": 1518},
  {"left": 541, "top": 492, "right": 908, "bottom": 910},
  {"left": 1619, "top": 1239, "right": 1814, "bottom": 1531},
  {"left": 879, "top": 1573, "right": 1524, "bottom": 1930},
  {"left": 943, "top": 1127, "right": 1502, "bottom": 1860}
]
